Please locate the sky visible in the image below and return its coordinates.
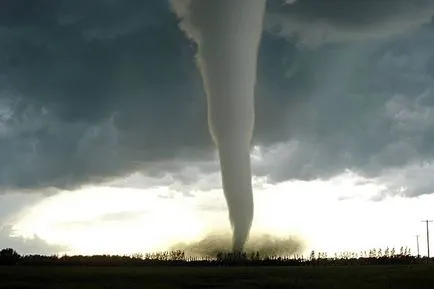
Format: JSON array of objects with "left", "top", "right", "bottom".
[{"left": 1, "top": 0, "right": 434, "bottom": 257}]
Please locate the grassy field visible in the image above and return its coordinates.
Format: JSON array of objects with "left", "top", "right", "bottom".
[{"left": 1, "top": 264, "right": 434, "bottom": 289}]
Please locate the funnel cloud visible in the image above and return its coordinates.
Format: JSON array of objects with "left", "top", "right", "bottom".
[{"left": 171, "top": 0, "right": 266, "bottom": 251}]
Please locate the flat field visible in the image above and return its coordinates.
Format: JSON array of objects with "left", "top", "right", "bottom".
[{"left": 1, "top": 264, "right": 434, "bottom": 289}]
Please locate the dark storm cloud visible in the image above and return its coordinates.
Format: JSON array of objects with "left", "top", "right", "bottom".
[
  {"left": 266, "top": 0, "right": 434, "bottom": 45},
  {"left": 252, "top": 24, "right": 434, "bottom": 196},
  {"left": 0, "top": 0, "right": 211, "bottom": 190},
  {"left": 1, "top": 0, "right": 434, "bottom": 197},
  {"left": 268, "top": 0, "right": 434, "bottom": 26}
]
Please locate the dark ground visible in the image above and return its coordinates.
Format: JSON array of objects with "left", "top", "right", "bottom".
[{"left": 1, "top": 264, "right": 434, "bottom": 289}]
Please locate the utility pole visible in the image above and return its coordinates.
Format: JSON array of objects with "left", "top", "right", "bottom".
[
  {"left": 422, "top": 220, "right": 433, "bottom": 258},
  {"left": 416, "top": 234, "right": 420, "bottom": 258}
]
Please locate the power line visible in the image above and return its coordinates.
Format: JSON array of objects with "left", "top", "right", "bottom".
[{"left": 421, "top": 220, "right": 433, "bottom": 258}]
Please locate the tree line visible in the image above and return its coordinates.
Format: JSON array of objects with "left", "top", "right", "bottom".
[{"left": 1, "top": 247, "right": 433, "bottom": 266}]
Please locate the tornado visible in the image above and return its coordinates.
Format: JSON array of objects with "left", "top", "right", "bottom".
[{"left": 170, "top": 0, "right": 266, "bottom": 252}]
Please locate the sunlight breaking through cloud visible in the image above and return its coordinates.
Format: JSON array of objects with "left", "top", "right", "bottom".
[{"left": 9, "top": 170, "right": 433, "bottom": 256}]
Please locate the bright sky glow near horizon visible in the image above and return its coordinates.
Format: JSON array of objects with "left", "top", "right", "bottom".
[
  {"left": 8, "top": 165, "right": 434, "bottom": 257},
  {"left": 1, "top": 0, "right": 434, "bottom": 257}
]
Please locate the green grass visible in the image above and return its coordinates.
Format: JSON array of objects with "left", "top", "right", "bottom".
[{"left": 1, "top": 265, "right": 434, "bottom": 289}]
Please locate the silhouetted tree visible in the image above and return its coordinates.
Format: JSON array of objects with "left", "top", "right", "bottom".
[
  {"left": 0, "top": 248, "right": 21, "bottom": 265},
  {"left": 310, "top": 250, "right": 315, "bottom": 260},
  {"left": 1, "top": 245, "right": 432, "bottom": 267},
  {"left": 399, "top": 246, "right": 404, "bottom": 257},
  {"left": 384, "top": 247, "right": 390, "bottom": 257},
  {"left": 377, "top": 248, "right": 382, "bottom": 257}
]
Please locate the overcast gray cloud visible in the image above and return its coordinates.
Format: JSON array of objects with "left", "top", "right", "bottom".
[
  {"left": 0, "top": 193, "right": 40, "bottom": 219},
  {"left": 0, "top": 225, "right": 67, "bottom": 255},
  {"left": 1, "top": 0, "right": 434, "bottom": 198}
]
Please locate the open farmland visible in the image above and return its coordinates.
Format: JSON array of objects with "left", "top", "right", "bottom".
[{"left": 1, "top": 264, "right": 434, "bottom": 289}]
